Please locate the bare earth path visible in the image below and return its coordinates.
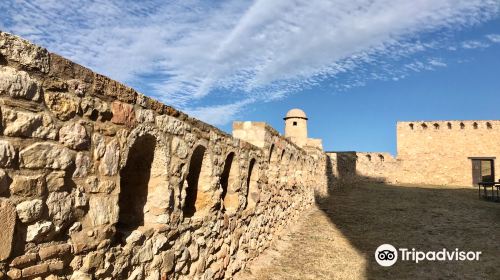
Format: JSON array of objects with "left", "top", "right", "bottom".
[{"left": 236, "top": 183, "right": 500, "bottom": 280}]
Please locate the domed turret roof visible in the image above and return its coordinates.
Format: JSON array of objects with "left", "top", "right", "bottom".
[{"left": 284, "top": 108, "right": 308, "bottom": 120}]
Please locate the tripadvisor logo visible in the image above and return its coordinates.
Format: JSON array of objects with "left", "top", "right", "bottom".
[
  {"left": 375, "top": 244, "right": 398, "bottom": 267},
  {"left": 375, "top": 244, "right": 482, "bottom": 266}
]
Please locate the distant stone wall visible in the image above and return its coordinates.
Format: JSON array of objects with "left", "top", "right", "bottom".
[
  {"left": 0, "top": 32, "right": 328, "bottom": 280},
  {"left": 328, "top": 120, "right": 500, "bottom": 187},
  {"left": 397, "top": 120, "right": 500, "bottom": 186},
  {"left": 326, "top": 152, "right": 398, "bottom": 185}
]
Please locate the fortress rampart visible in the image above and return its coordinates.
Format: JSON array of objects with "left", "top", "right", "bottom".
[
  {"left": 326, "top": 152, "right": 398, "bottom": 185},
  {"left": 0, "top": 32, "right": 328, "bottom": 280},
  {"left": 327, "top": 120, "right": 500, "bottom": 187},
  {"left": 396, "top": 120, "right": 500, "bottom": 186}
]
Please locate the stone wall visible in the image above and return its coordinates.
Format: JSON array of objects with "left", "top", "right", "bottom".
[
  {"left": 326, "top": 152, "right": 398, "bottom": 185},
  {"left": 328, "top": 120, "right": 500, "bottom": 187},
  {"left": 0, "top": 32, "right": 328, "bottom": 280},
  {"left": 397, "top": 120, "right": 500, "bottom": 186}
]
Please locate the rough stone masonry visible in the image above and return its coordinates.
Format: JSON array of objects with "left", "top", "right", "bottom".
[{"left": 0, "top": 32, "right": 329, "bottom": 280}]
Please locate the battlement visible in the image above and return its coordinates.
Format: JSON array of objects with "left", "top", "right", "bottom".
[
  {"left": 325, "top": 151, "right": 398, "bottom": 185},
  {"left": 354, "top": 152, "right": 396, "bottom": 163},
  {"left": 398, "top": 120, "right": 500, "bottom": 132},
  {"left": 396, "top": 119, "right": 500, "bottom": 186}
]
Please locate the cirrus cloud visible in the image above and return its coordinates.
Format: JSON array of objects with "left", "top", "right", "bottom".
[{"left": 1, "top": 0, "right": 499, "bottom": 125}]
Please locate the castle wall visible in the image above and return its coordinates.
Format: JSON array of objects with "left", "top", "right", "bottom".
[
  {"left": 0, "top": 32, "right": 328, "bottom": 280},
  {"left": 328, "top": 121, "right": 500, "bottom": 188},
  {"left": 396, "top": 120, "right": 500, "bottom": 186},
  {"left": 326, "top": 152, "right": 398, "bottom": 185}
]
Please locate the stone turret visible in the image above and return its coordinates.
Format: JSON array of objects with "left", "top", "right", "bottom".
[
  {"left": 284, "top": 108, "right": 323, "bottom": 150},
  {"left": 284, "top": 108, "right": 308, "bottom": 144}
]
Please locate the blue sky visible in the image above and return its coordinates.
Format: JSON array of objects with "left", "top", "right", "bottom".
[{"left": 1, "top": 0, "right": 499, "bottom": 154}]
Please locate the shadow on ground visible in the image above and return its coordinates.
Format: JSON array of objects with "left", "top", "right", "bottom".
[{"left": 317, "top": 182, "right": 500, "bottom": 279}]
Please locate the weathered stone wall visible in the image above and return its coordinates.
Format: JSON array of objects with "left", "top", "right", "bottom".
[
  {"left": 396, "top": 120, "right": 500, "bottom": 186},
  {"left": 326, "top": 152, "right": 398, "bottom": 185},
  {"left": 233, "top": 121, "right": 328, "bottom": 197},
  {"left": 328, "top": 120, "right": 500, "bottom": 187},
  {"left": 0, "top": 32, "right": 328, "bottom": 280}
]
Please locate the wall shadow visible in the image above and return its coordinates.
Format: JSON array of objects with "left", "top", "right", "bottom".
[{"left": 315, "top": 179, "right": 500, "bottom": 279}]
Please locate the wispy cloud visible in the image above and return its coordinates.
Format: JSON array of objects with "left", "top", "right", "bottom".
[
  {"left": 1, "top": 0, "right": 499, "bottom": 125},
  {"left": 185, "top": 100, "right": 254, "bottom": 126},
  {"left": 486, "top": 33, "right": 500, "bottom": 43},
  {"left": 461, "top": 40, "right": 491, "bottom": 49}
]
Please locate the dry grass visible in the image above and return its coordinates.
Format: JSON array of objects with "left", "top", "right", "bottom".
[{"left": 236, "top": 182, "right": 500, "bottom": 280}]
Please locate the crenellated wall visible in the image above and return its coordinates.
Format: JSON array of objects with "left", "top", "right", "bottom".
[
  {"left": 326, "top": 152, "right": 398, "bottom": 185},
  {"left": 327, "top": 120, "right": 500, "bottom": 188},
  {"left": 397, "top": 120, "right": 500, "bottom": 186},
  {"left": 0, "top": 32, "right": 328, "bottom": 280}
]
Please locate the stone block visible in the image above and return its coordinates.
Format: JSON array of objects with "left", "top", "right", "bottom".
[
  {"left": 46, "top": 192, "right": 73, "bottom": 229},
  {"left": 70, "top": 270, "right": 92, "bottom": 280},
  {"left": 20, "top": 143, "right": 74, "bottom": 170},
  {"left": 10, "top": 174, "right": 46, "bottom": 197},
  {"left": 9, "top": 253, "right": 38, "bottom": 268},
  {"left": 46, "top": 171, "right": 66, "bottom": 192},
  {"left": 92, "top": 133, "right": 106, "bottom": 160},
  {"left": 6, "top": 268, "right": 22, "bottom": 279},
  {"left": 0, "top": 169, "right": 12, "bottom": 195},
  {"left": 16, "top": 199, "right": 43, "bottom": 223},
  {"left": 0, "top": 32, "right": 50, "bottom": 72},
  {"left": 73, "top": 152, "right": 91, "bottom": 178},
  {"left": 156, "top": 115, "right": 188, "bottom": 136},
  {"left": 59, "top": 122, "right": 90, "bottom": 150},
  {"left": 39, "top": 244, "right": 71, "bottom": 261},
  {"left": 49, "top": 53, "right": 93, "bottom": 82},
  {"left": 85, "top": 178, "right": 115, "bottom": 194},
  {"left": 111, "top": 101, "right": 135, "bottom": 126},
  {"left": 0, "top": 66, "right": 41, "bottom": 101},
  {"left": 135, "top": 108, "right": 154, "bottom": 123},
  {"left": 88, "top": 195, "right": 119, "bottom": 226},
  {"left": 48, "top": 260, "right": 65, "bottom": 272},
  {"left": 1, "top": 107, "right": 58, "bottom": 140},
  {"left": 21, "top": 263, "right": 49, "bottom": 278},
  {"left": 0, "top": 140, "right": 16, "bottom": 168},
  {"left": 44, "top": 92, "right": 80, "bottom": 121},
  {"left": 0, "top": 198, "right": 16, "bottom": 260},
  {"left": 98, "top": 139, "right": 119, "bottom": 176},
  {"left": 172, "top": 137, "right": 188, "bottom": 159},
  {"left": 26, "top": 220, "right": 53, "bottom": 242}
]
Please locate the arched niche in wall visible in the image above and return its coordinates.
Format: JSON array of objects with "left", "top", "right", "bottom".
[
  {"left": 183, "top": 145, "right": 213, "bottom": 218},
  {"left": 288, "top": 154, "right": 296, "bottom": 178},
  {"left": 280, "top": 149, "right": 286, "bottom": 161},
  {"left": 220, "top": 152, "right": 240, "bottom": 213},
  {"left": 268, "top": 144, "right": 275, "bottom": 163},
  {"left": 118, "top": 134, "right": 159, "bottom": 232},
  {"left": 268, "top": 144, "right": 279, "bottom": 181},
  {"left": 278, "top": 150, "right": 288, "bottom": 178},
  {"left": 246, "top": 158, "right": 260, "bottom": 209}
]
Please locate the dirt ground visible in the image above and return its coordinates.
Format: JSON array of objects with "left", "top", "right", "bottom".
[{"left": 235, "top": 182, "right": 500, "bottom": 280}]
